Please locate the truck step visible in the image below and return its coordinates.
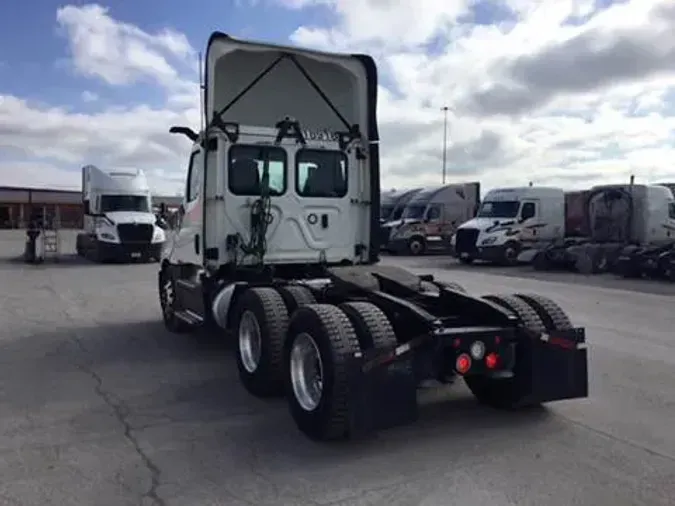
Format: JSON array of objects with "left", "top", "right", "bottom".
[{"left": 174, "top": 309, "right": 204, "bottom": 326}]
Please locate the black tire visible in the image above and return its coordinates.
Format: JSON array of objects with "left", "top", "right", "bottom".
[
  {"left": 277, "top": 285, "right": 317, "bottom": 314},
  {"left": 464, "top": 294, "right": 545, "bottom": 409},
  {"left": 158, "top": 267, "right": 192, "bottom": 334},
  {"left": 232, "top": 287, "right": 289, "bottom": 398},
  {"left": 458, "top": 256, "right": 474, "bottom": 265},
  {"left": 284, "top": 304, "right": 361, "bottom": 441},
  {"left": 502, "top": 241, "right": 521, "bottom": 266},
  {"left": 482, "top": 294, "right": 545, "bottom": 334},
  {"left": 338, "top": 301, "right": 397, "bottom": 350},
  {"left": 407, "top": 236, "right": 426, "bottom": 256},
  {"left": 513, "top": 293, "right": 573, "bottom": 331}
]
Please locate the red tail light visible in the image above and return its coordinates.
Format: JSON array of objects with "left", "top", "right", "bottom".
[
  {"left": 485, "top": 353, "right": 499, "bottom": 369},
  {"left": 455, "top": 353, "right": 472, "bottom": 374}
]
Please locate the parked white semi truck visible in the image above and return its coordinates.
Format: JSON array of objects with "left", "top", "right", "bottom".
[
  {"left": 158, "top": 32, "right": 588, "bottom": 442},
  {"left": 76, "top": 165, "right": 166, "bottom": 262},
  {"left": 451, "top": 186, "right": 565, "bottom": 265}
]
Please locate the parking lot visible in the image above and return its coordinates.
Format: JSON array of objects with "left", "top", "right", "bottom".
[{"left": 1, "top": 230, "right": 674, "bottom": 505}]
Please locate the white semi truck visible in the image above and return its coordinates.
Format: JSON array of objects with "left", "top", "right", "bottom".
[
  {"left": 158, "top": 32, "right": 588, "bottom": 442},
  {"left": 76, "top": 165, "right": 166, "bottom": 262},
  {"left": 451, "top": 186, "right": 565, "bottom": 265}
]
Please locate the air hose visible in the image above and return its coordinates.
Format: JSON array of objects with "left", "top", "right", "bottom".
[{"left": 239, "top": 157, "right": 273, "bottom": 264}]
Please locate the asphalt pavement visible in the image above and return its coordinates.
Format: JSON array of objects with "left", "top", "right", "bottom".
[{"left": 0, "top": 230, "right": 673, "bottom": 505}]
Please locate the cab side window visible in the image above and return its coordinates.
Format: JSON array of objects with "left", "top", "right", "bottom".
[
  {"left": 426, "top": 206, "right": 441, "bottom": 221},
  {"left": 186, "top": 151, "right": 202, "bottom": 202},
  {"left": 520, "top": 202, "right": 536, "bottom": 220},
  {"left": 669, "top": 203, "right": 675, "bottom": 219}
]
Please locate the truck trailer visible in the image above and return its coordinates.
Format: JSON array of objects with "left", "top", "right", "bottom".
[
  {"left": 76, "top": 165, "right": 166, "bottom": 262},
  {"left": 159, "top": 32, "right": 588, "bottom": 441}
]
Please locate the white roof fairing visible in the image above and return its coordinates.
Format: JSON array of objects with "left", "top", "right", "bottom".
[{"left": 203, "top": 33, "right": 377, "bottom": 143}]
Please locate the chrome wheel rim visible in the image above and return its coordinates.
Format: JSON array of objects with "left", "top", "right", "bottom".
[
  {"left": 239, "top": 311, "right": 262, "bottom": 373},
  {"left": 410, "top": 240, "right": 422, "bottom": 254},
  {"left": 290, "top": 332, "right": 324, "bottom": 412},
  {"left": 162, "top": 278, "right": 174, "bottom": 318}
]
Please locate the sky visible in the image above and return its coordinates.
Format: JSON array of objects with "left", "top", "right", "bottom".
[{"left": 1, "top": 0, "right": 675, "bottom": 196}]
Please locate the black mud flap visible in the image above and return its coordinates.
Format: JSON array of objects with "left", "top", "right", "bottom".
[
  {"left": 347, "top": 347, "right": 418, "bottom": 438},
  {"left": 528, "top": 328, "right": 588, "bottom": 404}
]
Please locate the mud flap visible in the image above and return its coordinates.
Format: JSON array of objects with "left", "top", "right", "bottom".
[
  {"left": 347, "top": 347, "right": 418, "bottom": 438},
  {"left": 528, "top": 328, "right": 588, "bottom": 404}
]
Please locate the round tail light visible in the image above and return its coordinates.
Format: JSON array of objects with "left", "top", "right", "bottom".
[{"left": 455, "top": 353, "right": 472, "bottom": 374}]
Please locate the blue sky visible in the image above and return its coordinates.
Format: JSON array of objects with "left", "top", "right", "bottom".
[
  {"left": 0, "top": 0, "right": 332, "bottom": 109},
  {"left": 1, "top": 0, "right": 674, "bottom": 193},
  {"left": 0, "top": 0, "right": 508, "bottom": 111}
]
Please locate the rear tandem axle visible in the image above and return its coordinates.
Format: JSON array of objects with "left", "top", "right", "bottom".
[{"left": 159, "top": 264, "right": 588, "bottom": 441}]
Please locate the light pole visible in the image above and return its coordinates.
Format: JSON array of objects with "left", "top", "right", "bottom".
[{"left": 441, "top": 106, "right": 449, "bottom": 184}]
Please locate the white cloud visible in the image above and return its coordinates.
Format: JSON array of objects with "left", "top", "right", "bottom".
[
  {"left": 284, "top": 0, "right": 675, "bottom": 189},
  {"left": 1, "top": 0, "right": 675, "bottom": 198},
  {"left": 81, "top": 91, "right": 98, "bottom": 102},
  {"left": 0, "top": 4, "right": 200, "bottom": 194}
]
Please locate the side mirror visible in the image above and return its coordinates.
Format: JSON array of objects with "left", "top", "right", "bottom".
[{"left": 169, "top": 126, "right": 199, "bottom": 142}]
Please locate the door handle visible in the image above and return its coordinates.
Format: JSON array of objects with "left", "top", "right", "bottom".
[{"left": 194, "top": 234, "right": 200, "bottom": 255}]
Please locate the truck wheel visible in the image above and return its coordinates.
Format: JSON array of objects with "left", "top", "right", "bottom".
[
  {"left": 158, "top": 267, "right": 192, "bottom": 334},
  {"left": 513, "top": 293, "right": 573, "bottom": 331},
  {"left": 502, "top": 241, "right": 521, "bottom": 266},
  {"left": 407, "top": 236, "right": 426, "bottom": 256},
  {"left": 277, "top": 285, "right": 317, "bottom": 314},
  {"left": 284, "top": 304, "right": 360, "bottom": 441},
  {"left": 339, "top": 302, "right": 398, "bottom": 350},
  {"left": 459, "top": 256, "right": 474, "bottom": 265},
  {"left": 233, "top": 287, "right": 289, "bottom": 398},
  {"left": 464, "top": 294, "right": 546, "bottom": 410}
]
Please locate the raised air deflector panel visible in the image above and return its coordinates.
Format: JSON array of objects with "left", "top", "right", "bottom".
[{"left": 204, "top": 33, "right": 372, "bottom": 138}]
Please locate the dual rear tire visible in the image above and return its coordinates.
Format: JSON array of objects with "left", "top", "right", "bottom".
[
  {"left": 231, "top": 286, "right": 398, "bottom": 441},
  {"left": 464, "top": 293, "right": 573, "bottom": 409}
]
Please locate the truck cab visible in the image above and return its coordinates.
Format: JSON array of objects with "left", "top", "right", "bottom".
[
  {"left": 452, "top": 186, "right": 565, "bottom": 265},
  {"left": 380, "top": 188, "right": 422, "bottom": 223},
  {"left": 379, "top": 188, "right": 421, "bottom": 247},
  {"left": 384, "top": 183, "right": 480, "bottom": 255},
  {"left": 76, "top": 165, "right": 166, "bottom": 262},
  {"left": 587, "top": 183, "right": 675, "bottom": 245},
  {"left": 164, "top": 33, "right": 379, "bottom": 278}
]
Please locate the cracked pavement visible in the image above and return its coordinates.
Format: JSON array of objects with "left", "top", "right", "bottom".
[{"left": 0, "top": 231, "right": 674, "bottom": 505}]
